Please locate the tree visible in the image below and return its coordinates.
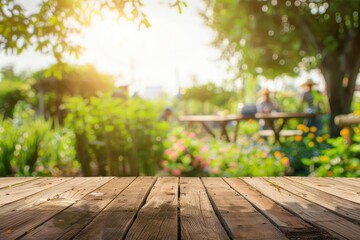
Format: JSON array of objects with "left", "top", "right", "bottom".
[
  {"left": 32, "top": 64, "right": 115, "bottom": 123},
  {"left": 203, "top": 0, "right": 360, "bottom": 136}
]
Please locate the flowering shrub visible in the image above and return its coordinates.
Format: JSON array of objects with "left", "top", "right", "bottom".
[
  {"left": 277, "top": 124, "right": 330, "bottom": 175},
  {"left": 161, "top": 126, "right": 285, "bottom": 177},
  {"left": 301, "top": 126, "right": 360, "bottom": 177}
]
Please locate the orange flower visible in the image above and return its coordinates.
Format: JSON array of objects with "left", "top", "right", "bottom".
[
  {"left": 295, "top": 135, "right": 302, "bottom": 142},
  {"left": 310, "top": 126, "right": 317, "bottom": 133},
  {"left": 327, "top": 170, "right": 333, "bottom": 177},
  {"left": 340, "top": 128, "right": 350, "bottom": 137},
  {"left": 274, "top": 151, "right": 282, "bottom": 158},
  {"left": 316, "top": 137, "right": 324, "bottom": 143},
  {"left": 308, "top": 133, "right": 315, "bottom": 139},
  {"left": 260, "top": 151, "right": 267, "bottom": 158},
  {"left": 297, "top": 124, "right": 306, "bottom": 131},
  {"left": 281, "top": 157, "right": 290, "bottom": 167}
]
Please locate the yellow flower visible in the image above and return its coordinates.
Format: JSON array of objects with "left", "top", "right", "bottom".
[
  {"left": 308, "top": 141, "right": 315, "bottom": 148},
  {"left": 354, "top": 127, "right": 360, "bottom": 135},
  {"left": 354, "top": 109, "right": 360, "bottom": 116},
  {"left": 308, "top": 133, "right": 315, "bottom": 139},
  {"left": 295, "top": 135, "right": 302, "bottom": 142},
  {"left": 319, "top": 156, "right": 329, "bottom": 163},
  {"left": 258, "top": 138, "right": 265, "bottom": 144},
  {"left": 248, "top": 119, "right": 255, "bottom": 124},
  {"left": 297, "top": 124, "right": 306, "bottom": 131},
  {"left": 303, "top": 126, "right": 309, "bottom": 133},
  {"left": 340, "top": 128, "right": 350, "bottom": 137},
  {"left": 310, "top": 126, "right": 317, "bottom": 133},
  {"left": 274, "top": 151, "right": 282, "bottom": 158},
  {"left": 316, "top": 137, "right": 324, "bottom": 143}
]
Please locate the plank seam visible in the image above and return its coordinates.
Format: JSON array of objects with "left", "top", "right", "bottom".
[
  {"left": 0, "top": 177, "right": 40, "bottom": 190},
  {"left": 277, "top": 177, "right": 360, "bottom": 224},
  {"left": 16, "top": 177, "right": 115, "bottom": 240},
  {"left": 177, "top": 177, "right": 181, "bottom": 240},
  {"left": 0, "top": 177, "right": 75, "bottom": 208},
  {"left": 262, "top": 177, "right": 351, "bottom": 239},
  {"left": 121, "top": 176, "right": 158, "bottom": 240},
  {"left": 200, "top": 177, "right": 234, "bottom": 240},
  {"left": 224, "top": 178, "right": 331, "bottom": 239}
]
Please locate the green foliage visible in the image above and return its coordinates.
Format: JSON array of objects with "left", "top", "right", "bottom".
[
  {"left": 64, "top": 94, "right": 169, "bottom": 176},
  {"left": 204, "top": 0, "right": 360, "bottom": 135},
  {"left": 181, "top": 81, "right": 237, "bottom": 114},
  {"left": 161, "top": 126, "right": 285, "bottom": 177},
  {"left": 32, "top": 64, "right": 115, "bottom": 123},
  {"left": 0, "top": 0, "right": 183, "bottom": 67},
  {"left": 0, "top": 102, "right": 77, "bottom": 176},
  {"left": 0, "top": 80, "right": 32, "bottom": 118},
  {"left": 302, "top": 127, "right": 360, "bottom": 177}
]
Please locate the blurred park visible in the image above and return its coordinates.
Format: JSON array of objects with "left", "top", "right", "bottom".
[{"left": 0, "top": 0, "right": 360, "bottom": 178}]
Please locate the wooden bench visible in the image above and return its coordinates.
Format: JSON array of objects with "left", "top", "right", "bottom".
[{"left": 259, "top": 129, "right": 303, "bottom": 138}]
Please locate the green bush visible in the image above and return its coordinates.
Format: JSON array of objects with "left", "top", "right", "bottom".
[
  {"left": 0, "top": 102, "right": 77, "bottom": 176},
  {"left": 64, "top": 95, "right": 169, "bottom": 176},
  {"left": 302, "top": 127, "right": 360, "bottom": 177}
]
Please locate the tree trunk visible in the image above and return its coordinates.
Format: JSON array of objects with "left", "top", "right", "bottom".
[
  {"left": 320, "top": 55, "right": 359, "bottom": 137},
  {"left": 75, "top": 133, "right": 92, "bottom": 176}
]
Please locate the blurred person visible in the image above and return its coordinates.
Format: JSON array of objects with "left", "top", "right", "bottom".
[
  {"left": 159, "top": 107, "right": 173, "bottom": 121},
  {"left": 299, "top": 79, "right": 325, "bottom": 131},
  {"left": 256, "top": 88, "right": 277, "bottom": 130},
  {"left": 256, "top": 88, "right": 276, "bottom": 113}
]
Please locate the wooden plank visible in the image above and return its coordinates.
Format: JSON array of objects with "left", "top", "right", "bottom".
[
  {"left": 0, "top": 177, "right": 69, "bottom": 207},
  {"left": 180, "top": 177, "right": 229, "bottom": 240},
  {"left": 243, "top": 177, "right": 360, "bottom": 240},
  {"left": 224, "top": 178, "right": 329, "bottom": 239},
  {"left": 21, "top": 177, "right": 135, "bottom": 240},
  {"left": 269, "top": 177, "right": 360, "bottom": 223},
  {"left": 288, "top": 177, "right": 360, "bottom": 204},
  {"left": 0, "top": 177, "right": 112, "bottom": 240},
  {"left": 332, "top": 177, "right": 360, "bottom": 188},
  {"left": 0, "top": 177, "right": 38, "bottom": 189},
  {"left": 73, "top": 176, "right": 156, "bottom": 240},
  {"left": 125, "top": 177, "right": 178, "bottom": 240},
  {"left": 202, "top": 178, "right": 287, "bottom": 240}
]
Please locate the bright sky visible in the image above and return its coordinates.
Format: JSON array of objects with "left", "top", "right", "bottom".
[{"left": 0, "top": 1, "right": 231, "bottom": 96}]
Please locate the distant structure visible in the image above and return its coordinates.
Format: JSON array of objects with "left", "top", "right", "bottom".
[
  {"left": 144, "top": 86, "right": 162, "bottom": 100},
  {"left": 112, "top": 85, "right": 129, "bottom": 99}
]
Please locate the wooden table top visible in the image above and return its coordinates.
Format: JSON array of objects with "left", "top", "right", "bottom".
[
  {"left": 0, "top": 177, "right": 359, "bottom": 239},
  {"left": 179, "top": 112, "right": 319, "bottom": 122}
]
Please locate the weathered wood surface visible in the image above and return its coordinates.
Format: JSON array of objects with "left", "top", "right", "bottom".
[{"left": 0, "top": 177, "right": 359, "bottom": 239}]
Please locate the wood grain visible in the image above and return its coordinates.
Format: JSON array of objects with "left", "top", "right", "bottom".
[
  {"left": 73, "top": 176, "right": 156, "bottom": 240},
  {"left": 224, "top": 178, "right": 329, "bottom": 239},
  {"left": 202, "top": 177, "right": 287, "bottom": 240},
  {"left": 287, "top": 177, "right": 360, "bottom": 204},
  {"left": 0, "top": 177, "right": 69, "bottom": 207},
  {"left": 269, "top": 177, "right": 360, "bottom": 223},
  {"left": 180, "top": 177, "right": 229, "bottom": 240},
  {"left": 125, "top": 177, "right": 178, "bottom": 240},
  {"left": 243, "top": 177, "right": 360, "bottom": 240},
  {"left": 21, "top": 177, "right": 135, "bottom": 240},
  {"left": 0, "top": 177, "right": 38, "bottom": 189},
  {"left": 0, "top": 177, "right": 111, "bottom": 240}
]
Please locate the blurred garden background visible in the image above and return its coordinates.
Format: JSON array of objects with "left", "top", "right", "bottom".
[{"left": 0, "top": 0, "right": 360, "bottom": 178}]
